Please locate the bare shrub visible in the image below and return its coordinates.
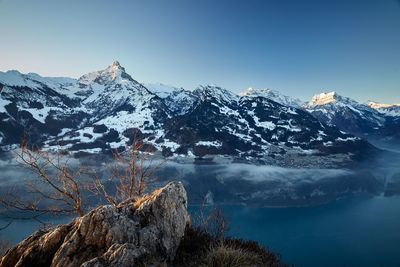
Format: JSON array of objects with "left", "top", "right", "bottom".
[
  {"left": 193, "top": 194, "right": 229, "bottom": 240},
  {"left": 0, "top": 138, "right": 86, "bottom": 218},
  {"left": 0, "top": 133, "right": 161, "bottom": 230},
  {"left": 88, "top": 138, "right": 163, "bottom": 206}
]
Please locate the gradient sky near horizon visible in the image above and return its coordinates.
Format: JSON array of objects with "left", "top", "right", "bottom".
[{"left": 0, "top": 0, "right": 399, "bottom": 103}]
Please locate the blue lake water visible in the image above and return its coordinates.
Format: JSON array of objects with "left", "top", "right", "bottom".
[
  {"left": 220, "top": 196, "right": 400, "bottom": 267},
  {"left": 1, "top": 196, "right": 400, "bottom": 267}
]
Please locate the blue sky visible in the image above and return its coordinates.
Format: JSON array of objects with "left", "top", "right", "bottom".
[{"left": 0, "top": 0, "right": 399, "bottom": 103}]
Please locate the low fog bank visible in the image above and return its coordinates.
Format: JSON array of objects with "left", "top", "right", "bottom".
[
  {"left": 214, "top": 164, "right": 352, "bottom": 182},
  {"left": 154, "top": 163, "right": 382, "bottom": 207},
  {"left": 367, "top": 137, "right": 400, "bottom": 154},
  {"left": 0, "top": 149, "right": 399, "bottom": 245},
  {"left": 129, "top": 148, "right": 399, "bottom": 206},
  {"left": 0, "top": 149, "right": 399, "bottom": 208}
]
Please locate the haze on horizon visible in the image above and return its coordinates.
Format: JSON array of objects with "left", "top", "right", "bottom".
[{"left": 0, "top": 0, "right": 399, "bottom": 103}]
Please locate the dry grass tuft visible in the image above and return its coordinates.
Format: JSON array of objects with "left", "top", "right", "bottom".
[
  {"left": 173, "top": 226, "right": 287, "bottom": 267},
  {"left": 201, "top": 242, "right": 264, "bottom": 267}
]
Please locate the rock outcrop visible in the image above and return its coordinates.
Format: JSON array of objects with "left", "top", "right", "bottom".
[{"left": 0, "top": 181, "right": 189, "bottom": 267}]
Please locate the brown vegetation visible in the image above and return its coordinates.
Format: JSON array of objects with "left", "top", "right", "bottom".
[
  {"left": 88, "top": 138, "right": 163, "bottom": 206},
  {"left": 0, "top": 138, "right": 86, "bottom": 218},
  {"left": 173, "top": 226, "right": 287, "bottom": 267},
  {"left": 0, "top": 134, "right": 286, "bottom": 266},
  {"left": 174, "top": 198, "right": 286, "bottom": 267},
  {"left": 0, "top": 134, "right": 160, "bottom": 229}
]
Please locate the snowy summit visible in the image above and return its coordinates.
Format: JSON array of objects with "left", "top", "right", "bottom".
[{"left": 78, "top": 60, "right": 134, "bottom": 85}]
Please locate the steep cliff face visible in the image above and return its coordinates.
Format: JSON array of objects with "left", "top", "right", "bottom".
[{"left": 0, "top": 182, "right": 189, "bottom": 267}]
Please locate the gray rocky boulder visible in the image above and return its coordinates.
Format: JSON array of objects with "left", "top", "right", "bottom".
[{"left": 0, "top": 181, "right": 189, "bottom": 267}]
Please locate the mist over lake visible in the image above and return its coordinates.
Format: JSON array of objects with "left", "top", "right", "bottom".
[
  {"left": 1, "top": 153, "right": 400, "bottom": 266},
  {"left": 1, "top": 1, "right": 400, "bottom": 265},
  {"left": 2, "top": 183, "right": 400, "bottom": 267}
]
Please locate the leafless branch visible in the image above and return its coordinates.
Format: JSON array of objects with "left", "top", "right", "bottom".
[{"left": 89, "top": 132, "right": 163, "bottom": 206}]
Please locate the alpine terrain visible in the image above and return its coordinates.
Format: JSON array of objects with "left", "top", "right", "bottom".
[{"left": 0, "top": 62, "right": 389, "bottom": 168}]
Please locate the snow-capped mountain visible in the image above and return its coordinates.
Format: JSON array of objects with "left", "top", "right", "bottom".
[
  {"left": 0, "top": 69, "right": 87, "bottom": 148},
  {"left": 81, "top": 61, "right": 168, "bottom": 123},
  {"left": 162, "top": 85, "right": 375, "bottom": 166},
  {"left": 239, "top": 87, "right": 304, "bottom": 108},
  {"left": 0, "top": 70, "right": 76, "bottom": 90},
  {"left": 0, "top": 62, "right": 170, "bottom": 154},
  {"left": 304, "top": 92, "right": 400, "bottom": 145},
  {"left": 368, "top": 101, "right": 400, "bottom": 117},
  {"left": 46, "top": 62, "right": 172, "bottom": 154},
  {"left": 143, "top": 83, "right": 181, "bottom": 98},
  {"left": 144, "top": 83, "right": 197, "bottom": 115},
  {"left": 0, "top": 63, "right": 380, "bottom": 167},
  {"left": 304, "top": 91, "right": 384, "bottom": 133}
]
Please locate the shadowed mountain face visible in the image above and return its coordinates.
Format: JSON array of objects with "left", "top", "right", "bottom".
[{"left": 0, "top": 63, "right": 386, "bottom": 167}]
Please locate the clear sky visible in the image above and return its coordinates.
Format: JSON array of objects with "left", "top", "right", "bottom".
[{"left": 0, "top": 0, "right": 399, "bottom": 103}]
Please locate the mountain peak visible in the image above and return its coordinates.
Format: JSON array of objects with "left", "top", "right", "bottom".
[
  {"left": 367, "top": 101, "right": 400, "bottom": 109},
  {"left": 308, "top": 91, "right": 339, "bottom": 106},
  {"left": 105, "top": 60, "right": 128, "bottom": 80},
  {"left": 106, "top": 60, "right": 126, "bottom": 74},
  {"left": 239, "top": 87, "right": 303, "bottom": 107},
  {"left": 0, "top": 70, "right": 28, "bottom": 88},
  {"left": 238, "top": 87, "right": 263, "bottom": 97},
  {"left": 306, "top": 91, "right": 368, "bottom": 109},
  {"left": 111, "top": 60, "right": 121, "bottom": 67},
  {"left": 194, "top": 84, "right": 238, "bottom": 103},
  {"left": 79, "top": 61, "right": 134, "bottom": 85}
]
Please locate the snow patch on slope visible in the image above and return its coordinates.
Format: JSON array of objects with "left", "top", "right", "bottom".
[
  {"left": 368, "top": 101, "right": 400, "bottom": 117},
  {"left": 143, "top": 83, "right": 180, "bottom": 98},
  {"left": 196, "top": 141, "right": 222, "bottom": 147},
  {"left": 239, "top": 88, "right": 303, "bottom": 108},
  {"left": 0, "top": 70, "right": 76, "bottom": 89}
]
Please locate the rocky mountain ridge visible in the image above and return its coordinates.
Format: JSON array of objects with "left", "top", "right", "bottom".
[
  {"left": 0, "top": 62, "right": 393, "bottom": 167},
  {"left": 304, "top": 91, "right": 400, "bottom": 146}
]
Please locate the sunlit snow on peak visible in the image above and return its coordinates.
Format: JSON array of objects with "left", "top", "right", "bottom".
[
  {"left": 78, "top": 61, "right": 134, "bottom": 85},
  {"left": 308, "top": 91, "right": 338, "bottom": 106}
]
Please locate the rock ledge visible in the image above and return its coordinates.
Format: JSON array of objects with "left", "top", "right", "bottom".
[{"left": 0, "top": 181, "right": 189, "bottom": 267}]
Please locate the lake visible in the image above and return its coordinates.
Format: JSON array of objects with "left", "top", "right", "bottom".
[
  {"left": 1, "top": 196, "right": 400, "bottom": 266},
  {"left": 220, "top": 196, "right": 400, "bottom": 267}
]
